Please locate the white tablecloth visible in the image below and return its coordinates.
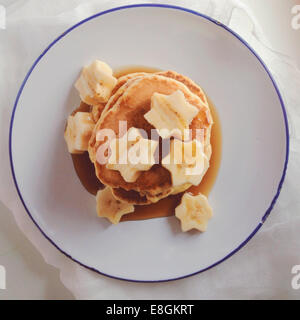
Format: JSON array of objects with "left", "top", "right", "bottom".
[{"left": 0, "top": 0, "right": 300, "bottom": 299}]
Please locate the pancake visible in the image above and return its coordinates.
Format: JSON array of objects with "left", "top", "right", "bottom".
[
  {"left": 157, "top": 70, "right": 208, "bottom": 107},
  {"left": 91, "top": 73, "right": 147, "bottom": 122},
  {"left": 112, "top": 187, "right": 151, "bottom": 205},
  {"left": 88, "top": 72, "right": 213, "bottom": 204},
  {"left": 91, "top": 103, "right": 105, "bottom": 122}
]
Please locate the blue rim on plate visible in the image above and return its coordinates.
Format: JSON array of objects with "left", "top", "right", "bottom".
[{"left": 9, "top": 3, "right": 289, "bottom": 283}]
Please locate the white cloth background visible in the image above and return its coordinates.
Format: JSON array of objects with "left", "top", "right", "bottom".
[{"left": 0, "top": 0, "right": 300, "bottom": 299}]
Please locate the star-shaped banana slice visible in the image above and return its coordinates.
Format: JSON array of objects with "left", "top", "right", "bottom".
[
  {"left": 106, "top": 127, "right": 158, "bottom": 182},
  {"left": 175, "top": 193, "right": 213, "bottom": 232},
  {"left": 144, "top": 90, "right": 199, "bottom": 139},
  {"left": 75, "top": 60, "right": 117, "bottom": 105},
  {"left": 64, "top": 112, "right": 95, "bottom": 154},
  {"left": 162, "top": 139, "right": 209, "bottom": 186},
  {"left": 96, "top": 187, "right": 134, "bottom": 224}
]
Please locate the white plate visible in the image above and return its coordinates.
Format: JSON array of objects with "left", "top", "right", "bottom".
[{"left": 9, "top": 4, "right": 289, "bottom": 282}]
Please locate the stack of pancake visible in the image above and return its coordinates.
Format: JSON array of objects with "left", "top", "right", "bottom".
[{"left": 88, "top": 70, "right": 213, "bottom": 205}]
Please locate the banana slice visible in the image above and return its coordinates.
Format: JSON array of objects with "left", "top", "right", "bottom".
[
  {"left": 175, "top": 193, "right": 213, "bottom": 232},
  {"left": 64, "top": 112, "right": 94, "bottom": 154},
  {"left": 144, "top": 90, "right": 199, "bottom": 139},
  {"left": 75, "top": 60, "right": 117, "bottom": 105},
  {"left": 96, "top": 187, "right": 134, "bottom": 224},
  {"left": 162, "top": 139, "right": 209, "bottom": 186},
  {"left": 106, "top": 127, "right": 158, "bottom": 182}
]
